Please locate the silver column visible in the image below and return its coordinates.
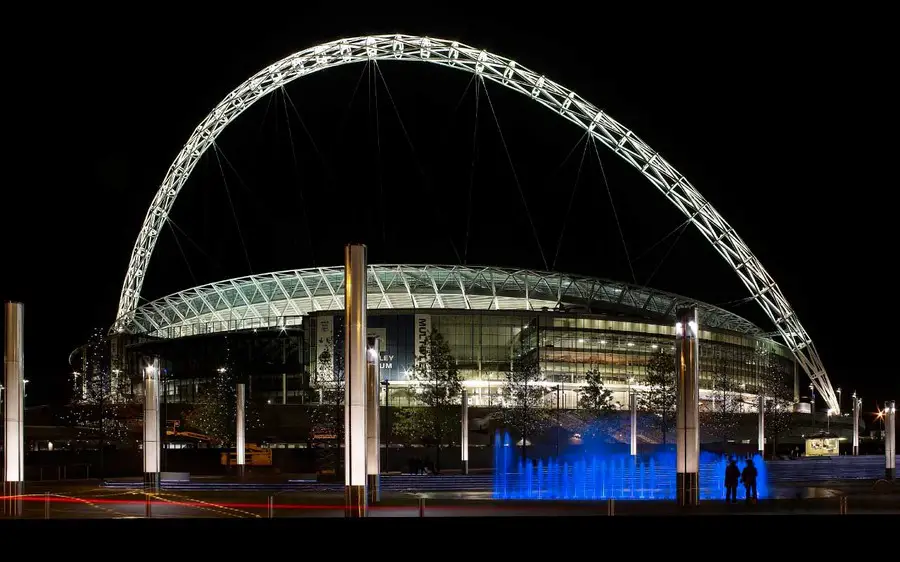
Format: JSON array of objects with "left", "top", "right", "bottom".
[
  {"left": 3, "top": 302, "right": 24, "bottom": 517},
  {"left": 852, "top": 392, "right": 859, "bottom": 456},
  {"left": 366, "top": 336, "right": 381, "bottom": 503},
  {"left": 886, "top": 400, "right": 896, "bottom": 481},
  {"left": 236, "top": 383, "right": 246, "bottom": 478},
  {"left": 630, "top": 389, "right": 637, "bottom": 457},
  {"left": 143, "top": 357, "right": 160, "bottom": 491},
  {"left": 758, "top": 394, "right": 765, "bottom": 456},
  {"left": 461, "top": 388, "right": 469, "bottom": 474},
  {"left": 675, "top": 307, "right": 700, "bottom": 507},
  {"left": 344, "top": 244, "right": 367, "bottom": 517}
]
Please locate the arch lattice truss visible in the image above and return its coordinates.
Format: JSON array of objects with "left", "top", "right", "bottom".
[
  {"left": 128, "top": 264, "right": 762, "bottom": 339},
  {"left": 114, "top": 34, "right": 838, "bottom": 412}
]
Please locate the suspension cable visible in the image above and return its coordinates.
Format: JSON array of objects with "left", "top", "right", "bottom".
[
  {"left": 373, "top": 62, "right": 462, "bottom": 263},
  {"left": 590, "top": 137, "right": 635, "bottom": 284},
  {"left": 552, "top": 136, "right": 590, "bottom": 271},
  {"left": 463, "top": 78, "right": 480, "bottom": 265},
  {"left": 278, "top": 87, "right": 318, "bottom": 266},
  {"left": 370, "top": 61, "right": 387, "bottom": 253},
  {"left": 212, "top": 142, "right": 253, "bottom": 273},
  {"left": 165, "top": 220, "right": 198, "bottom": 288},
  {"left": 480, "top": 76, "right": 549, "bottom": 271}
]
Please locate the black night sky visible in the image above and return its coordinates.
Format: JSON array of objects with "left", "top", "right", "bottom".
[{"left": 2, "top": 10, "right": 892, "bottom": 410}]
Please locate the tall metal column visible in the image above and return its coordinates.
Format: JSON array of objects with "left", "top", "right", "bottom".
[
  {"left": 236, "top": 383, "right": 246, "bottom": 479},
  {"left": 344, "top": 244, "right": 368, "bottom": 517},
  {"left": 461, "top": 388, "right": 469, "bottom": 474},
  {"left": 366, "top": 336, "right": 381, "bottom": 503},
  {"left": 886, "top": 400, "right": 896, "bottom": 481},
  {"left": 281, "top": 342, "right": 287, "bottom": 404},
  {"left": 675, "top": 307, "right": 700, "bottom": 507},
  {"left": 143, "top": 357, "right": 160, "bottom": 491},
  {"left": 3, "top": 302, "right": 25, "bottom": 517},
  {"left": 852, "top": 392, "right": 859, "bottom": 456},
  {"left": 630, "top": 389, "right": 637, "bottom": 457},
  {"left": 758, "top": 394, "right": 765, "bottom": 456}
]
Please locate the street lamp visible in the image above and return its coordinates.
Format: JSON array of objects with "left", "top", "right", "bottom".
[
  {"left": 810, "top": 383, "right": 816, "bottom": 427},
  {"left": 381, "top": 379, "right": 391, "bottom": 472}
]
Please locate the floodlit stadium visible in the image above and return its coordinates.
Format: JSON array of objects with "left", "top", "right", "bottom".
[
  {"left": 112, "top": 264, "right": 799, "bottom": 410},
  {"left": 105, "top": 35, "right": 838, "bottom": 413}
]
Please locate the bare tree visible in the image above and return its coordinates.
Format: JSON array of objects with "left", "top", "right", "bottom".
[
  {"left": 638, "top": 348, "right": 677, "bottom": 445},
  {"left": 578, "top": 369, "right": 618, "bottom": 439},
  {"left": 410, "top": 328, "right": 462, "bottom": 471},
  {"left": 759, "top": 349, "right": 795, "bottom": 456},
  {"left": 308, "top": 335, "right": 344, "bottom": 474},
  {"left": 502, "top": 343, "right": 550, "bottom": 459},
  {"left": 707, "top": 356, "right": 742, "bottom": 445}
]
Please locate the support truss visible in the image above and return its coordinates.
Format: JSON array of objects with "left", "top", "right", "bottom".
[{"left": 113, "top": 35, "right": 838, "bottom": 412}]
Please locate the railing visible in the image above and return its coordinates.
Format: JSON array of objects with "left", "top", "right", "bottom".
[{"left": 24, "top": 464, "right": 92, "bottom": 482}]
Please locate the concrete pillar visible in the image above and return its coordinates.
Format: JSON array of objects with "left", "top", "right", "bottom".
[
  {"left": 886, "top": 400, "right": 896, "bottom": 481},
  {"left": 630, "top": 389, "right": 637, "bottom": 457},
  {"left": 758, "top": 394, "right": 765, "bottom": 455},
  {"left": 461, "top": 388, "right": 469, "bottom": 474},
  {"left": 366, "top": 336, "right": 381, "bottom": 503},
  {"left": 852, "top": 392, "right": 859, "bottom": 456},
  {"left": 236, "top": 383, "right": 246, "bottom": 478},
  {"left": 143, "top": 357, "right": 160, "bottom": 491},
  {"left": 675, "top": 307, "right": 700, "bottom": 507},
  {"left": 344, "top": 244, "right": 367, "bottom": 517},
  {"left": 3, "top": 302, "right": 25, "bottom": 517}
]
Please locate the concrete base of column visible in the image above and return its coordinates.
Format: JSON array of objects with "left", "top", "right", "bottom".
[
  {"left": 366, "top": 474, "right": 380, "bottom": 503},
  {"left": 2, "top": 482, "right": 24, "bottom": 517},
  {"left": 852, "top": 447, "right": 858, "bottom": 456},
  {"left": 887, "top": 468, "right": 896, "bottom": 481},
  {"left": 344, "top": 485, "right": 367, "bottom": 518},
  {"left": 238, "top": 465, "right": 246, "bottom": 480},
  {"left": 676, "top": 472, "right": 699, "bottom": 507},
  {"left": 143, "top": 472, "right": 160, "bottom": 492},
  {"left": 461, "top": 460, "right": 469, "bottom": 475}
]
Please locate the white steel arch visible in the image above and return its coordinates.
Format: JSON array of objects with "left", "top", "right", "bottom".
[{"left": 114, "top": 34, "right": 839, "bottom": 413}]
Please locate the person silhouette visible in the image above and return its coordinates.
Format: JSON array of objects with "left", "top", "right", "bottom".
[
  {"left": 725, "top": 458, "right": 740, "bottom": 503},
  {"left": 741, "top": 458, "right": 758, "bottom": 503}
]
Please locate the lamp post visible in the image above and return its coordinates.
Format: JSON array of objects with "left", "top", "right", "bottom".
[
  {"left": 381, "top": 379, "right": 391, "bottom": 473},
  {"left": 809, "top": 383, "right": 816, "bottom": 427},
  {"left": 837, "top": 387, "right": 842, "bottom": 414},
  {"left": 852, "top": 391, "right": 860, "bottom": 456},
  {"left": 827, "top": 408, "right": 832, "bottom": 434}
]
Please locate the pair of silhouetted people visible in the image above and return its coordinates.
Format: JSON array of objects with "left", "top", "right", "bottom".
[{"left": 724, "top": 458, "right": 758, "bottom": 503}]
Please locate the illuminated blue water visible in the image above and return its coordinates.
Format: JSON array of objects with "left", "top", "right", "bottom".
[{"left": 492, "top": 431, "right": 768, "bottom": 500}]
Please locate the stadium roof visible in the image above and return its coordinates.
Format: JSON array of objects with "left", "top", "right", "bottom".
[{"left": 124, "top": 264, "right": 763, "bottom": 339}]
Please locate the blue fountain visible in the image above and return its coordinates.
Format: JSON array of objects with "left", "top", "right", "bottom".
[{"left": 492, "top": 430, "right": 767, "bottom": 501}]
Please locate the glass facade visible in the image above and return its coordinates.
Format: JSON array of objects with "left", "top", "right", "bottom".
[{"left": 309, "top": 309, "right": 795, "bottom": 410}]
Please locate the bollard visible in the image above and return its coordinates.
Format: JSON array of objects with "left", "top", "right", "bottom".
[
  {"left": 44, "top": 492, "right": 50, "bottom": 520},
  {"left": 145, "top": 493, "right": 152, "bottom": 518},
  {"left": 268, "top": 496, "right": 274, "bottom": 519},
  {"left": 607, "top": 498, "right": 615, "bottom": 516},
  {"left": 839, "top": 497, "right": 848, "bottom": 515},
  {"left": 39, "top": 467, "right": 43, "bottom": 481},
  {"left": 57, "top": 466, "right": 61, "bottom": 481},
  {"left": 418, "top": 497, "right": 425, "bottom": 518}
]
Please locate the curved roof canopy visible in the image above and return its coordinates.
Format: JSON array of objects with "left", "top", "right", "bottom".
[{"left": 124, "top": 264, "right": 763, "bottom": 339}]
